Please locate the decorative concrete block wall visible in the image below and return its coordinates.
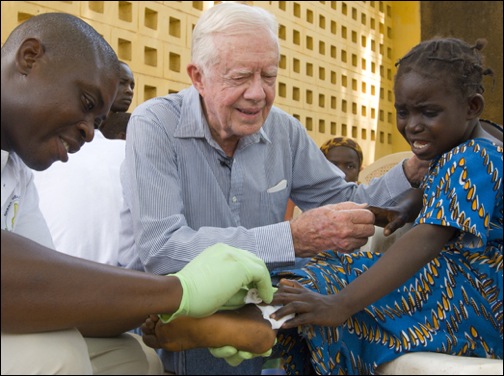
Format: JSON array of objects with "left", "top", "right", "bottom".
[{"left": 1, "top": 1, "right": 421, "bottom": 165}]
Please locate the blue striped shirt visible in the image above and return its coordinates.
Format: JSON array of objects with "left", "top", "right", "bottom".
[{"left": 119, "top": 86, "right": 411, "bottom": 274}]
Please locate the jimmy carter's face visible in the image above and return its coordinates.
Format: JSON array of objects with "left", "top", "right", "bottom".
[{"left": 195, "top": 30, "right": 279, "bottom": 146}]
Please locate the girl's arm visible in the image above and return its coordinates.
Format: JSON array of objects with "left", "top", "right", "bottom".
[{"left": 272, "top": 223, "right": 456, "bottom": 328}]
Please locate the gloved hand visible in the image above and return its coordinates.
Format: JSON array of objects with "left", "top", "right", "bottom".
[
  {"left": 214, "top": 285, "right": 280, "bottom": 311},
  {"left": 216, "top": 286, "right": 250, "bottom": 311},
  {"left": 159, "top": 243, "right": 273, "bottom": 323},
  {"left": 209, "top": 343, "right": 274, "bottom": 367}
]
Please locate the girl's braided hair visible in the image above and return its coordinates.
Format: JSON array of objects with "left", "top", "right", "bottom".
[{"left": 395, "top": 37, "right": 494, "bottom": 98}]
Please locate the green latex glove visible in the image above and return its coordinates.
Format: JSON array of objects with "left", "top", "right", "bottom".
[
  {"left": 218, "top": 286, "right": 279, "bottom": 311},
  {"left": 216, "top": 287, "right": 250, "bottom": 311},
  {"left": 208, "top": 344, "right": 274, "bottom": 367},
  {"left": 159, "top": 243, "right": 273, "bottom": 323}
]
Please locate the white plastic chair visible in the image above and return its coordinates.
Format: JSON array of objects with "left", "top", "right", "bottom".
[
  {"left": 377, "top": 352, "right": 503, "bottom": 375},
  {"left": 360, "top": 151, "right": 413, "bottom": 254},
  {"left": 359, "top": 151, "right": 414, "bottom": 186}
]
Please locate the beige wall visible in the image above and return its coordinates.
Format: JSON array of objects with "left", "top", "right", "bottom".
[
  {"left": 420, "top": 1, "right": 503, "bottom": 125},
  {"left": 2, "top": 1, "right": 425, "bottom": 165}
]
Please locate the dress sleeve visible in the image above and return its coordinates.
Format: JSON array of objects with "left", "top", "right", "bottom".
[{"left": 416, "top": 140, "right": 502, "bottom": 251}]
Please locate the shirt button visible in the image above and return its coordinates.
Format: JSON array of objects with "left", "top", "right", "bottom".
[{"left": 232, "top": 196, "right": 237, "bottom": 203}]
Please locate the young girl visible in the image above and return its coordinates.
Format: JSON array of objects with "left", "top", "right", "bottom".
[
  {"left": 142, "top": 37, "right": 503, "bottom": 373},
  {"left": 320, "top": 137, "right": 364, "bottom": 183},
  {"left": 270, "top": 36, "right": 503, "bottom": 374}
]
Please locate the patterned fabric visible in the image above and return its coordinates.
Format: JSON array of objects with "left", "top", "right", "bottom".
[{"left": 274, "top": 138, "right": 503, "bottom": 375}]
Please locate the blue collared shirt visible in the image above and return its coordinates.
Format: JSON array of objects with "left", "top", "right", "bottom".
[{"left": 119, "top": 86, "right": 411, "bottom": 274}]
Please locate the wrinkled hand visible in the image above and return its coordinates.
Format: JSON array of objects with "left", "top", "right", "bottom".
[
  {"left": 367, "top": 188, "right": 423, "bottom": 236},
  {"left": 160, "top": 243, "right": 274, "bottom": 323},
  {"left": 290, "top": 202, "right": 375, "bottom": 256},
  {"left": 402, "top": 155, "right": 431, "bottom": 187},
  {"left": 209, "top": 344, "right": 273, "bottom": 367},
  {"left": 270, "top": 279, "right": 349, "bottom": 328}
]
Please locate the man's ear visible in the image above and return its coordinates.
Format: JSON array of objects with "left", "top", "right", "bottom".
[
  {"left": 187, "top": 64, "right": 204, "bottom": 93},
  {"left": 16, "top": 38, "right": 44, "bottom": 75},
  {"left": 467, "top": 94, "right": 484, "bottom": 120}
]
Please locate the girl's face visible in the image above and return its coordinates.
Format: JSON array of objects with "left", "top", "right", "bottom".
[
  {"left": 394, "top": 71, "right": 475, "bottom": 160},
  {"left": 325, "top": 146, "right": 361, "bottom": 183}
]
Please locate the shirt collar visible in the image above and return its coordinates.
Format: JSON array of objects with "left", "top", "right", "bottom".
[{"left": 1, "top": 150, "right": 10, "bottom": 173}]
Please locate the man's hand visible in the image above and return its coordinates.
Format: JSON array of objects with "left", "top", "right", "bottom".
[
  {"left": 402, "top": 155, "right": 431, "bottom": 187},
  {"left": 290, "top": 202, "right": 375, "bottom": 257},
  {"left": 160, "top": 243, "right": 274, "bottom": 323}
]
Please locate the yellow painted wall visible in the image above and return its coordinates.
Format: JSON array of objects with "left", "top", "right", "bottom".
[
  {"left": 390, "top": 1, "right": 421, "bottom": 153},
  {"left": 1, "top": 1, "right": 421, "bottom": 166}
]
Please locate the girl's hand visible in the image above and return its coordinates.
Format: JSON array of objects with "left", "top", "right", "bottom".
[
  {"left": 270, "top": 279, "right": 350, "bottom": 328},
  {"left": 368, "top": 188, "right": 424, "bottom": 236}
]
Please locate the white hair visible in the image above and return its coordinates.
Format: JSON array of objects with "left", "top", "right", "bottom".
[{"left": 191, "top": 2, "right": 279, "bottom": 73}]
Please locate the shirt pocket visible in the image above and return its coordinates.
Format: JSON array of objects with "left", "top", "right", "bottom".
[{"left": 260, "top": 179, "right": 289, "bottom": 223}]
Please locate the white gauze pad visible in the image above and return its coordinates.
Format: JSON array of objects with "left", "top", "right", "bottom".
[{"left": 244, "top": 288, "right": 295, "bottom": 330}]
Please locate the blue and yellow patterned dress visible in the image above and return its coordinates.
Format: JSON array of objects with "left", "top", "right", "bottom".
[{"left": 274, "top": 138, "right": 503, "bottom": 375}]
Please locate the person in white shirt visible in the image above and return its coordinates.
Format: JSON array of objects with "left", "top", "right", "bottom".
[
  {"left": 33, "top": 62, "right": 134, "bottom": 265},
  {"left": 33, "top": 129, "right": 126, "bottom": 265},
  {"left": 1, "top": 12, "right": 274, "bottom": 375},
  {"left": 100, "top": 61, "right": 134, "bottom": 140}
]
